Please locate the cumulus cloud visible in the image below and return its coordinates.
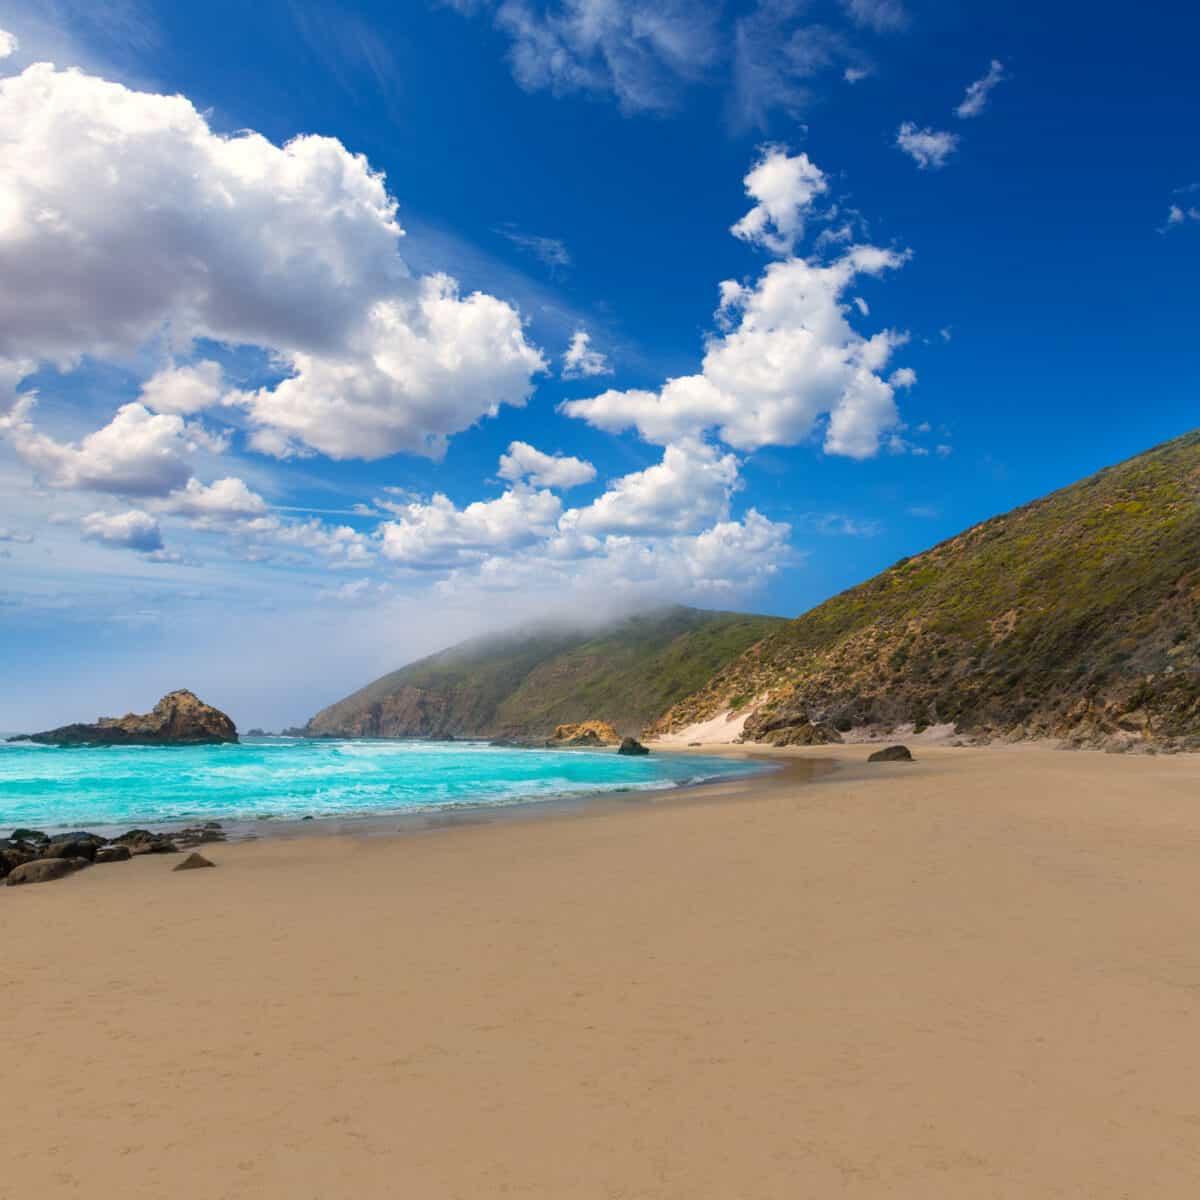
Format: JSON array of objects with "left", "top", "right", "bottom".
[
  {"left": 562, "top": 243, "right": 912, "bottom": 459},
  {"left": 488, "top": 0, "right": 721, "bottom": 113},
  {"left": 561, "top": 329, "right": 612, "bottom": 378},
  {"left": 1, "top": 399, "right": 196, "bottom": 496},
  {"left": 80, "top": 510, "right": 165, "bottom": 554},
  {"left": 0, "top": 27, "right": 17, "bottom": 58},
  {"left": 139, "top": 361, "right": 225, "bottom": 415},
  {"left": 955, "top": 59, "right": 1006, "bottom": 119},
  {"left": 896, "top": 122, "right": 958, "bottom": 169},
  {"left": 379, "top": 487, "right": 563, "bottom": 568},
  {"left": 562, "top": 441, "right": 739, "bottom": 536},
  {"left": 156, "top": 476, "right": 268, "bottom": 521},
  {"left": 497, "top": 441, "right": 596, "bottom": 489},
  {"left": 0, "top": 62, "right": 545, "bottom": 460},
  {"left": 731, "top": 147, "right": 828, "bottom": 255}
]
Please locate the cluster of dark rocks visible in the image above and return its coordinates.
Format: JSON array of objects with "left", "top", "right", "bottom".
[{"left": 2, "top": 823, "right": 224, "bottom": 886}]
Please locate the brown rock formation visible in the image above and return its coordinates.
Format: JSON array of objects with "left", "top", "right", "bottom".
[
  {"left": 14, "top": 690, "right": 238, "bottom": 747},
  {"left": 546, "top": 721, "right": 621, "bottom": 748}
]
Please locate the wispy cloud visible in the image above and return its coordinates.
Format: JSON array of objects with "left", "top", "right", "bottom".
[
  {"left": 1159, "top": 184, "right": 1200, "bottom": 233},
  {"left": 496, "top": 226, "right": 573, "bottom": 272},
  {"left": 956, "top": 59, "right": 1007, "bottom": 119}
]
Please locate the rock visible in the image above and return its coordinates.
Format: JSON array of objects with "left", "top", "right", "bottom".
[
  {"left": 688, "top": 741, "right": 702, "bottom": 747},
  {"left": 172, "top": 826, "right": 227, "bottom": 848},
  {"left": 764, "top": 722, "right": 843, "bottom": 747},
  {"left": 8, "top": 828, "right": 48, "bottom": 845},
  {"left": 42, "top": 834, "right": 106, "bottom": 861},
  {"left": 0, "top": 847, "right": 37, "bottom": 878},
  {"left": 617, "top": 737, "right": 650, "bottom": 756},
  {"left": 17, "top": 690, "right": 238, "bottom": 747},
  {"left": 545, "top": 721, "right": 621, "bottom": 748},
  {"left": 173, "top": 852, "right": 215, "bottom": 871},
  {"left": 112, "top": 830, "right": 179, "bottom": 855},
  {"left": 6, "top": 857, "right": 90, "bottom": 886},
  {"left": 868, "top": 744, "right": 913, "bottom": 763},
  {"left": 94, "top": 844, "right": 132, "bottom": 864}
]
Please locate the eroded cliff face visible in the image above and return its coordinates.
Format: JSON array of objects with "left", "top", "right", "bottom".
[{"left": 17, "top": 690, "right": 238, "bottom": 746}]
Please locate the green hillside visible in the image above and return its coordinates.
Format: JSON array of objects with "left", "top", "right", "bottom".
[
  {"left": 306, "top": 606, "right": 786, "bottom": 739},
  {"left": 653, "top": 430, "right": 1200, "bottom": 751}
]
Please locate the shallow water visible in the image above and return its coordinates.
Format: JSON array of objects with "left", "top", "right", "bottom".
[{"left": 0, "top": 736, "right": 766, "bottom": 834}]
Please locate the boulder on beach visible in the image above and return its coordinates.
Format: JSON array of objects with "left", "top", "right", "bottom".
[
  {"left": 868, "top": 744, "right": 914, "bottom": 763},
  {"left": 618, "top": 737, "right": 650, "bottom": 756},
  {"left": 0, "top": 847, "right": 38, "bottom": 878},
  {"left": 545, "top": 721, "right": 622, "bottom": 748},
  {"left": 95, "top": 844, "right": 132, "bottom": 864},
  {"left": 12, "top": 689, "right": 238, "bottom": 747},
  {"left": 42, "top": 834, "right": 106, "bottom": 861},
  {"left": 173, "top": 852, "right": 216, "bottom": 871},
  {"left": 112, "top": 830, "right": 179, "bottom": 855},
  {"left": 6, "top": 857, "right": 90, "bottom": 886}
]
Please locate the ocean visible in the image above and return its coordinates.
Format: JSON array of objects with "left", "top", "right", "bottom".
[{"left": 0, "top": 736, "right": 766, "bottom": 835}]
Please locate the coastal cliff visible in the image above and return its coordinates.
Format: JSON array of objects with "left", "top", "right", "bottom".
[
  {"left": 652, "top": 430, "right": 1200, "bottom": 752},
  {"left": 13, "top": 690, "right": 238, "bottom": 746}
]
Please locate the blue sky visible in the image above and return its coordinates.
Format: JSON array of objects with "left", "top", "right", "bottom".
[{"left": 0, "top": 0, "right": 1196, "bottom": 729}]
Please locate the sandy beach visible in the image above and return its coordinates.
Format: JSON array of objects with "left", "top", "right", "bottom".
[{"left": 6, "top": 743, "right": 1200, "bottom": 1198}]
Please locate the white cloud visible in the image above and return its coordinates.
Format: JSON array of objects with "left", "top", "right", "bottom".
[
  {"left": 80, "top": 509, "right": 165, "bottom": 553},
  {"left": 562, "top": 440, "right": 739, "bottom": 536},
  {"left": 561, "top": 329, "right": 612, "bottom": 378},
  {"left": 839, "top": 0, "right": 907, "bottom": 32},
  {"left": 0, "top": 527, "right": 34, "bottom": 543},
  {"left": 379, "top": 487, "right": 564, "bottom": 568},
  {"left": 139, "top": 361, "right": 224, "bottom": 415},
  {"left": 896, "top": 122, "right": 959, "bottom": 169},
  {"left": 0, "top": 62, "right": 545, "bottom": 460},
  {"left": 1162, "top": 201, "right": 1200, "bottom": 231},
  {"left": 0, "top": 27, "right": 17, "bottom": 58},
  {"left": 497, "top": 440, "right": 596, "bottom": 489},
  {"left": 1, "top": 399, "right": 196, "bottom": 496},
  {"left": 562, "top": 242, "right": 912, "bottom": 459},
  {"left": 234, "top": 276, "right": 545, "bottom": 460},
  {"left": 156, "top": 476, "right": 268, "bottom": 521},
  {"left": 955, "top": 59, "right": 1006, "bottom": 119},
  {"left": 731, "top": 147, "right": 828, "bottom": 255},
  {"left": 488, "top": 0, "right": 721, "bottom": 114},
  {"left": 843, "top": 65, "right": 870, "bottom": 83}
]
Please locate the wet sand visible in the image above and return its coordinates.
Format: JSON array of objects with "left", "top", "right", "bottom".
[{"left": 5, "top": 744, "right": 1200, "bottom": 1197}]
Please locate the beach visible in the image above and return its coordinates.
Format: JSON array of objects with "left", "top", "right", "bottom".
[{"left": 6, "top": 743, "right": 1200, "bottom": 1198}]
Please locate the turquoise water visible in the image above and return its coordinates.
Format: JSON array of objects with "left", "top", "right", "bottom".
[{"left": 0, "top": 736, "right": 765, "bottom": 834}]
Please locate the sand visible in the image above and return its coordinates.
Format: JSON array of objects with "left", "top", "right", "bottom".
[{"left": 6, "top": 744, "right": 1200, "bottom": 1198}]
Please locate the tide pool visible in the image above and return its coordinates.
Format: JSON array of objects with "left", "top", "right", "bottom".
[{"left": 0, "top": 736, "right": 766, "bottom": 834}]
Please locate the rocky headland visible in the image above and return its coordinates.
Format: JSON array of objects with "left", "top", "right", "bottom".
[{"left": 9, "top": 689, "right": 238, "bottom": 747}]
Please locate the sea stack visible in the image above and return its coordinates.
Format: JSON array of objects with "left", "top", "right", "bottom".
[{"left": 11, "top": 690, "right": 238, "bottom": 747}]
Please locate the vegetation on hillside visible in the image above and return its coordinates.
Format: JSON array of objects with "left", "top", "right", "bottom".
[
  {"left": 653, "top": 431, "right": 1200, "bottom": 751},
  {"left": 307, "top": 607, "right": 785, "bottom": 739}
]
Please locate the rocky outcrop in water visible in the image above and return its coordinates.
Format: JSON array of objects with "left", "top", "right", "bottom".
[
  {"left": 618, "top": 737, "right": 650, "bottom": 756},
  {"left": 11, "top": 690, "right": 238, "bottom": 747}
]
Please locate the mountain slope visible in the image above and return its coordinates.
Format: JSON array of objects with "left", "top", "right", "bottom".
[
  {"left": 653, "top": 431, "right": 1200, "bottom": 751},
  {"left": 306, "top": 607, "right": 786, "bottom": 739}
]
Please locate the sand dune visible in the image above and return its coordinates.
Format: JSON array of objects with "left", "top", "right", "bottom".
[{"left": 6, "top": 745, "right": 1200, "bottom": 1197}]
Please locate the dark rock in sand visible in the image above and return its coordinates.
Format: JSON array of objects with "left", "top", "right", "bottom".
[
  {"left": 112, "top": 830, "right": 179, "bottom": 855},
  {"left": 173, "top": 852, "right": 215, "bottom": 871},
  {"left": 617, "top": 737, "right": 650, "bottom": 756},
  {"left": 0, "top": 847, "right": 37, "bottom": 878},
  {"left": 6, "top": 857, "right": 90, "bottom": 886},
  {"left": 172, "top": 826, "right": 227, "bottom": 848},
  {"left": 94, "top": 844, "right": 132, "bottom": 864},
  {"left": 42, "top": 834, "right": 106, "bottom": 861},
  {"left": 868, "top": 744, "right": 913, "bottom": 763},
  {"left": 17, "top": 689, "right": 237, "bottom": 747}
]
